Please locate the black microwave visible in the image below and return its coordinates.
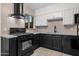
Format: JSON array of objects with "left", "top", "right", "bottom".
[{"left": 74, "top": 14, "right": 79, "bottom": 24}]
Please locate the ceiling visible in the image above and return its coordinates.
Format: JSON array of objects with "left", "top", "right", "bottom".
[{"left": 25, "top": 3, "right": 54, "bottom": 10}]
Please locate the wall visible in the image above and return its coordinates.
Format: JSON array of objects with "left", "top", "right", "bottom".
[
  {"left": 24, "top": 4, "right": 35, "bottom": 16},
  {"left": 0, "top": 3, "right": 1, "bottom": 56},
  {"left": 35, "top": 3, "right": 79, "bottom": 35},
  {"left": 0, "top": 4, "right": 1, "bottom": 36},
  {"left": 1, "top": 3, "right": 34, "bottom": 35}
]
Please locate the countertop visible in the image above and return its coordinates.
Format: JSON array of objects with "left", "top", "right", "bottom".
[
  {"left": 26, "top": 32, "right": 79, "bottom": 36},
  {"left": 1, "top": 34, "right": 17, "bottom": 39},
  {"left": 1, "top": 32, "right": 78, "bottom": 39},
  {"left": 10, "top": 33, "right": 33, "bottom": 36},
  {"left": 1, "top": 33, "right": 33, "bottom": 39},
  {"left": 38, "top": 33, "right": 79, "bottom": 36}
]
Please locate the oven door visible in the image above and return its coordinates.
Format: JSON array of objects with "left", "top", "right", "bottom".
[
  {"left": 22, "top": 40, "right": 32, "bottom": 51},
  {"left": 17, "top": 36, "right": 33, "bottom": 56}
]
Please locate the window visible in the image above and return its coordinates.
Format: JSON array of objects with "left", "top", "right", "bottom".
[{"left": 24, "top": 15, "right": 33, "bottom": 29}]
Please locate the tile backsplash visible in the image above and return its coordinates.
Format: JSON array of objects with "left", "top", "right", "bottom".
[{"left": 36, "top": 20, "right": 79, "bottom": 35}]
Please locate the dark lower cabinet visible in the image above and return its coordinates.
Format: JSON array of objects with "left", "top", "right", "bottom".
[
  {"left": 1, "top": 37, "right": 17, "bottom": 56},
  {"left": 2, "top": 34, "right": 79, "bottom": 56},
  {"left": 71, "top": 38, "right": 79, "bottom": 56},
  {"left": 43, "top": 34, "right": 53, "bottom": 49},
  {"left": 39, "top": 34, "right": 53, "bottom": 49},
  {"left": 9, "top": 38, "right": 18, "bottom": 56},
  {"left": 62, "top": 36, "right": 79, "bottom": 56},
  {"left": 32, "top": 34, "right": 40, "bottom": 49},
  {"left": 39, "top": 34, "right": 79, "bottom": 56},
  {"left": 52, "top": 35, "right": 62, "bottom": 51},
  {"left": 39, "top": 34, "right": 45, "bottom": 47},
  {"left": 39, "top": 34, "right": 62, "bottom": 51},
  {"left": 62, "top": 36, "right": 72, "bottom": 54}
]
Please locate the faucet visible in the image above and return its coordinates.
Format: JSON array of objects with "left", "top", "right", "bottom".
[{"left": 54, "top": 25, "right": 57, "bottom": 33}]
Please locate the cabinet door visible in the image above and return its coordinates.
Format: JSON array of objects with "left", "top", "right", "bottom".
[
  {"left": 9, "top": 38, "right": 17, "bottom": 56},
  {"left": 62, "top": 36, "right": 71, "bottom": 51},
  {"left": 63, "top": 8, "right": 74, "bottom": 25},
  {"left": 52, "top": 35, "right": 62, "bottom": 51},
  {"left": 62, "top": 36, "right": 76, "bottom": 55},
  {"left": 1, "top": 37, "right": 9, "bottom": 56},
  {"left": 41, "top": 34, "right": 49, "bottom": 48},
  {"left": 32, "top": 34, "right": 40, "bottom": 49},
  {"left": 40, "top": 34, "right": 53, "bottom": 49},
  {"left": 62, "top": 36, "right": 79, "bottom": 56},
  {"left": 1, "top": 37, "right": 17, "bottom": 56},
  {"left": 35, "top": 16, "right": 48, "bottom": 26},
  {"left": 44, "top": 35, "right": 53, "bottom": 49}
]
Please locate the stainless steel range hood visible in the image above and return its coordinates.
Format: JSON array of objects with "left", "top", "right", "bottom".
[{"left": 10, "top": 3, "right": 24, "bottom": 19}]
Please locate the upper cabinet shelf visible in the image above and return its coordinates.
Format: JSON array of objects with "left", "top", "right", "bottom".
[{"left": 63, "top": 8, "right": 74, "bottom": 25}]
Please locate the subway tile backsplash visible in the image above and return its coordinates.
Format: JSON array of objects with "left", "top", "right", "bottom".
[{"left": 36, "top": 20, "right": 78, "bottom": 35}]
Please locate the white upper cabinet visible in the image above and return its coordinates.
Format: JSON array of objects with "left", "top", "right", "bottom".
[
  {"left": 35, "top": 11, "right": 63, "bottom": 26},
  {"left": 63, "top": 8, "right": 74, "bottom": 25},
  {"left": 74, "top": 7, "right": 79, "bottom": 14},
  {"left": 35, "top": 15, "right": 48, "bottom": 26}
]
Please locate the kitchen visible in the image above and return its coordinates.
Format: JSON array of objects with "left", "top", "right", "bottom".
[{"left": 0, "top": 3, "right": 79, "bottom": 56}]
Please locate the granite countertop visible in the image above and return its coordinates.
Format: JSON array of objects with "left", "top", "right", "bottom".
[
  {"left": 26, "top": 32, "right": 79, "bottom": 36},
  {"left": 1, "top": 34, "right": 17, "bottom": 39},
  {"left": 40, "top": 32, "right": 78, "bottom": 36},
  {"left": 10, "top": 33, "right": 33, "bottom": 36},
  {"left": 1, "top": 32, "right": 78, "bottom": 39},
  {"left": 1, "top": 33, "right": 33, "bottom": 39},
  {"left": 41, "top": 33, "right": 79, "bottom": 36}
]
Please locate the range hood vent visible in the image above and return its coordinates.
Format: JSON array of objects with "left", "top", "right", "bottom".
[{"left": 10, "top": 3, "right": 24, "bottom": 19}]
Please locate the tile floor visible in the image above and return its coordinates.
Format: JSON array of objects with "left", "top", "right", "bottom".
[{"left": 32, "top": 47, "right": 71, "bottom": 56}]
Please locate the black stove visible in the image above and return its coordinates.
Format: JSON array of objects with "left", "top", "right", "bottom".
[{"left": 10, "top": 28, "right": 34, "bottom": 56}]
